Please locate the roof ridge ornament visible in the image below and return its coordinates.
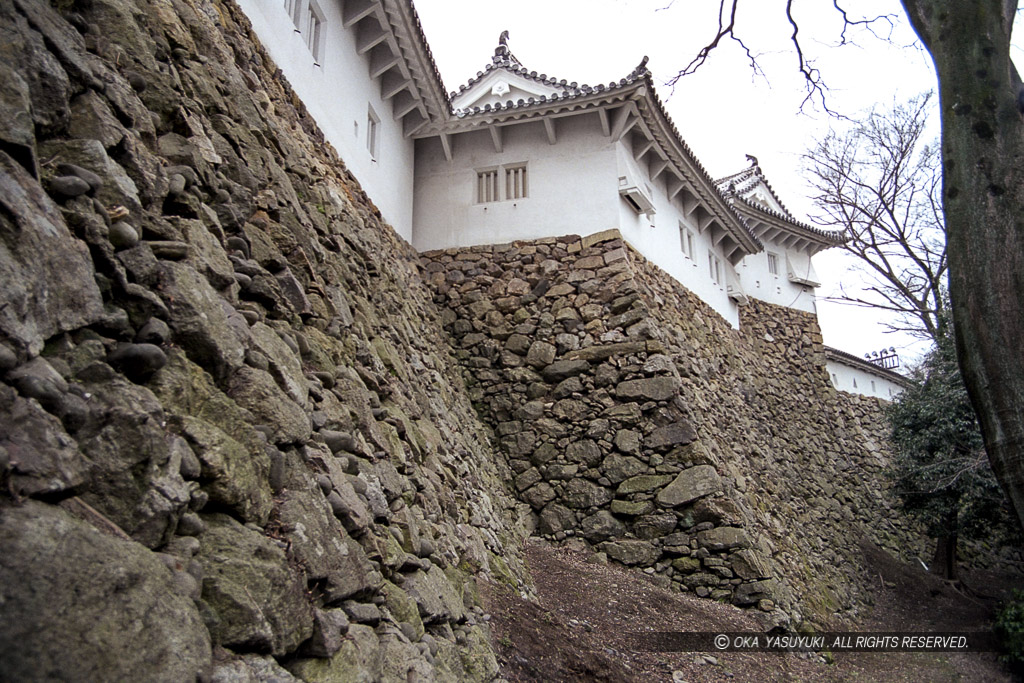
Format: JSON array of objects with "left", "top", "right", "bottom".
[
  {"left": 493, "top": 30, "right": 518, "bottom": 65},
  {"left": 634, "top": 55, "right": 650, "bottom": 77}
]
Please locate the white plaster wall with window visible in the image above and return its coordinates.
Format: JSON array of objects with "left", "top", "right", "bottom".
[
  {"left": 412, "top": 114, "right": 620, "bottom": 251},
  {"left": 235, "top": 0, "right": 416, "bottom": 239},
  {"left": 412, "top": 114, "right": 743, "bottom": 326},
  {"left": 612, "top": 142, "right": 740, "bottom": 326},
  {"left": 735, "top": 235, "right": 819, "bottom": 313}
]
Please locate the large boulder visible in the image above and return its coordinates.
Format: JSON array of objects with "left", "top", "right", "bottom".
[
  {"left": 597, "top": 539, "right": 661, "bottom": 566},
  {"left": 402, "top": 564, "right": 465, "bottom": 625},
  {"left": 0, "top": 384, "right": 88, "bottom": 498},
  {"left": 655, "top": 465, "right": 723, "bottom": 507},
  {"left": 0, "top": 151, "right": 104, "bottom": 354},
  {"left": 195, "top": 514, "right": 313, "bottom": 656},
  {"left": 615, "top": 376, "right": 680, "bottom": 402},
  {"left": 0, "top": 500, "right": 210, "bottom": 681},
  {"left": 562, "top": 478, "right": 613, "bottom": 509},
  {"left": 646, "top": 421, "right": 697, "bottom": 449},
  {"left": 287, "top": 624, "right": 380, "bottom": 682},
  {"left": 75, "top": 375, "right": 192, "bottom": 548}
]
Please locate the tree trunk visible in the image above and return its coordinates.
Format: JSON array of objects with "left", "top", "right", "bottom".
[
  {"left": 901, "top": 0, "right": 1024, "bottom": 535},
  {"left": 930, "top": 534, "right": 959, "bottom": 581}
]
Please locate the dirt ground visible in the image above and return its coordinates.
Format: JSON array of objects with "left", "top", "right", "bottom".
[{"left": 482, "top": 538, "right": 1020, "bottom": 682}]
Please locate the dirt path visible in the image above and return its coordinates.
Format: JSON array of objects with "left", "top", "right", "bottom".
[{"left": 482, "top": 539, "right": 1015, "bottom": 682}]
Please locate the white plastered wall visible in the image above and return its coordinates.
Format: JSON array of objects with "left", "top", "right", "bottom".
[
  {"left": 236, "top": 0, "right": 416, "bottom": 240},
  {"left": 612, "top": 142, "right": 740, "bottom": 326},
  {"left": 412, "top": 113, "right": 743, "bottom": 326},
  {"left": 827, "top": 360, "right": 906, "bottom": 399},
  {"left": 736, "top": 237, "right": 819, "bottom": 314},
  {"left": 412, "top": 113, "right": 620, "bottom": 250}
]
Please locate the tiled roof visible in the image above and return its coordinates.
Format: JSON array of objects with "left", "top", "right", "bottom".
[
  {"left": 716, "top": 161, "right": 796, "bottom": 217},
  {"left": 635, "top": 68, "right": 761, "bottom": 251},
  {"left": 451, "top": 33, "right": 650, "bottom": 117},
  {"left": 401, "top": 0, "right": 450, "bottom": 104}
]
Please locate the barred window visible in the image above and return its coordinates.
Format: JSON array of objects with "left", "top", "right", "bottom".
[
  {"left": 477, "top": 169, "right": 499, "bottom": 203},
  {"left": 475, "top": 163, "right": 527, "bottom": 204},
  {"left": 505, "top": 164, "right": 527, "bottom": 199}
]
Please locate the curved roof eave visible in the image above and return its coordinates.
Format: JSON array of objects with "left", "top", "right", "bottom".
[
  {"left": 383, "top": 0, "right": 452, "bottom": 123},
  {"left": 732, "top": 198, "right": 848, "bottom": 247}
]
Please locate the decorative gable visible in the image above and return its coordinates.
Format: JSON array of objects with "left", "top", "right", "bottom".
[
  {"left": 716, "top": 156, "right": 846, "bottom": 256},
  {"left": 452, "top": 69, "right": 562, "bottom": 111}
]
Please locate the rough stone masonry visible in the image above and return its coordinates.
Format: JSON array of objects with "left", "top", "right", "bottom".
[
  {"left": 422, "top": 230, "right": 929, "bottom": 624},
  {"left": 0, "top": 0, "right": 531, "bottom": 679},
  {"left": 0, "top": 0, "right": 965, "bottom": 679}
]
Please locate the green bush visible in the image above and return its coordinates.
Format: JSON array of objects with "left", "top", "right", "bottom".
[{"left": 995, "top": 589, "right": 1024, "bottom": 671}]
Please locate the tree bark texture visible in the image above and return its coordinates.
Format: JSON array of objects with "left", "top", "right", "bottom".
[{"left": 901, "top": 1, "right": 1024, "bottom": 533}]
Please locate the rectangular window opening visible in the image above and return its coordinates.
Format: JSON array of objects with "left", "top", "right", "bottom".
[
  {"left": 306, "top": 0, "right": 325, "bottom": 62},
  {"left": 285, "top": 0, "right": 302, "bottom": 29},
  {"left": 679, "top": 223, "right": 695, "bottom": 259},
  {"left": 767, "top": 252, "right": 779, "bottom": 276},
  {"left": 505, "top": 165, "right": 528, "bottom": 200},
  {"left": 366, "top": 105, "right": 380, "bottom": 160},
  {"left": 708, "top": 251, "right": 722, "bottom": 286},
  {"left": 477, "top": 168, "right": 499, "bottom": 203},
  {"left": 475, "top": 163, "right": 527, "bottom": 204}
]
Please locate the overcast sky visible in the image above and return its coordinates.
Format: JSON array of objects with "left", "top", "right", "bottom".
[{"left": 413, "top": 1, "right": 1021, "bottom": 367}]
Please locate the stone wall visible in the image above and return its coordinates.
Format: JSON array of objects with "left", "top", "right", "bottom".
[
  {"left": 0, "top": 0, "right": 530, "bottom": 680},
  {"left": 422, "top": 231, "right": 928, "bottom": 626}
]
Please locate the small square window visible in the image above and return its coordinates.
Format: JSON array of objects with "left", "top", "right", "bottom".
[{"left": 767, "top": 252, "right": 779, "bottom": 276}]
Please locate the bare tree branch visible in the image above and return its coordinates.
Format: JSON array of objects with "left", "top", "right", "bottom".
[
  {"left": 669, "top": 1, "right": 898, "bottom": 113},
  {"left": 665, "top": 0, "right": 765, "bottom": 92},
  {"left": 805, "top": 92, "right": 946, "bottom": 341}
]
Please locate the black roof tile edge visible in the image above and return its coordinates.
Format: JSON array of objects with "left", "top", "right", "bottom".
[{"left": 824, "top": 346, "right": 913, "bottom": 387}]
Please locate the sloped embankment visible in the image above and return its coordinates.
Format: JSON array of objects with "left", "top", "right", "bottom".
[
  {"left": 0, "top": 0, "right": 529, "bottom": 679},
  {"left": 423, "top": 230, "right": 927, "bottom": 626}
]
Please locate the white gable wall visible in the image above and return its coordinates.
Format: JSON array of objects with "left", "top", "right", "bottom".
[
  {"left": 451, "top": 70, "right": 562, "bottom": 111},
  {"left": 236, "top": 0, "right": 416, "bottom": 240}
]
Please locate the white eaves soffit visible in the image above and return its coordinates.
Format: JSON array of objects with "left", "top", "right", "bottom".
[{"left": 347, "top": 0, "right": 450, "bottom": 137}]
